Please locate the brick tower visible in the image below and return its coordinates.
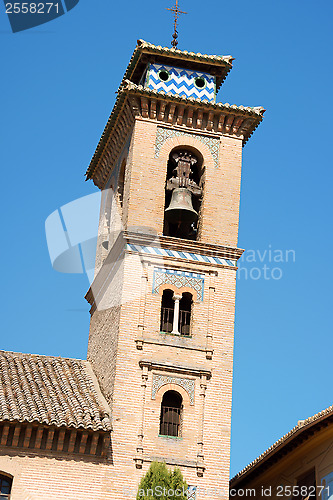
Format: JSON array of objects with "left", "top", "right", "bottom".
[{"left": 85, "top": 40, "right": 264, "bottom": 499}]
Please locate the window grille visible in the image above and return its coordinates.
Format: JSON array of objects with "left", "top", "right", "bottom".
[
  {"left": 160, "top": 306, "right": 174, "bottom": 333},
  {"left": 159, "top": 390, "right": 183, "bottom": 437},
  {"left": 160, "top": 406, "right": 182, "bottom": 437}
]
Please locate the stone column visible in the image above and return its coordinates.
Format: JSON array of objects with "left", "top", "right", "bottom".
[{"left": 172, "top": 293, "right": 183, "bottom": 335}]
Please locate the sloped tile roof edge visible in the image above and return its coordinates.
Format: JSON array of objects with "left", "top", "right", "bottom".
[
  {"left": 230, "top": 403, "right": 333, "bottom": 485},
  {"left": 0, "top": 350, "right": 112, "bottom": 432},
  {"left": 83, "top": 360, "right": 111, "bottom": 421},
  {"left": 131, "top": 39, "right": 234, "bottom": 67}
]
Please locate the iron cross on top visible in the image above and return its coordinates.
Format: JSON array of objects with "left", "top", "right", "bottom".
[{"left": 166, "top": 0, "right": 187, "bottom": 48}]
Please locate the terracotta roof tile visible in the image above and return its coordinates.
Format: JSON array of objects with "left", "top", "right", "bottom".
[
  {"left": 0, "top": 351, "right": 111, "bottom": 432},
  {"left": 134, "top": 39, "right": 234, "bottom": 65}
]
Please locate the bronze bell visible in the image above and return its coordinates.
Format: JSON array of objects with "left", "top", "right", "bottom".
[{"left": 165, "top": 188, "right": 198, "bottom": 223}]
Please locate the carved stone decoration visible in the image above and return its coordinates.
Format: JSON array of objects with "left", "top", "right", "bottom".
[
  {"left": 166, "top": 151, "right": 201, "bottom": 195},
  {"left": 151, "top": 373, "right": 195, "bottom": 405},
  {"left": 155, "top": 126, "right": 220, "bottom": 168},
  {"left": 152, "top": 267, "right": 205, "bottom": 301}
]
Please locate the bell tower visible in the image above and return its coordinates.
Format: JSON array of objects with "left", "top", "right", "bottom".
[{"left": 85, "top": 39, "right": 264, "bottom": 499}]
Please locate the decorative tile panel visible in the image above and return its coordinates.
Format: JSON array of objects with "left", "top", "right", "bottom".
[
  {"left": 153, "top": 268, "right": 204, "bottom": 301},
  {"left": 126, "top": 243, "right": 237, "bottom": 267},
  {"left": 155, "top": 126, "right": 220, "bottom": 168},
  {"left": 146, "top": 64, "right": 215, "bottom": 102},
  {"left": 152, "top": 373, "right": 195, "bottom": 405}
]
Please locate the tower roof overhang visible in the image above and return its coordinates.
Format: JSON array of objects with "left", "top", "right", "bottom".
[
  {"left": 85, "top": 80, "right": 265, "bottom": 185},
  {"left": 122, "top": 39, "right": 234, "bottom": 92}
]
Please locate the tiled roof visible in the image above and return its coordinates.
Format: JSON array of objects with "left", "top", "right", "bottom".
[
  {"left": 230, "top": 403, "right": 333, "bottom": 485},
  {"left": 125, "top": 39, "right": 234, "bottom": 71},
  {"left": 121, "top": 39, "right": 234, "bottom": 92},
  {"left": 136, "top": 39, "right": 234, "bottom": 64},
  {"left": 0, "top": 351, "right": 111, "bottom": 432}
]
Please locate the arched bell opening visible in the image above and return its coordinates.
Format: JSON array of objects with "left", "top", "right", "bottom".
[
  {"left": 163, "top": 147, "right": 203, "bottom": 240},
  {"left": 159, "top": 390, "right": 183, "bottom": 437}
]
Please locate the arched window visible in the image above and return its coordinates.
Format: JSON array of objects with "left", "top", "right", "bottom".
[
  {"left": 160, "top": 289, "right": 174, "bottom": 333},
  {"left": 163, "top": 148, "right": 203, "bottom": 240},
  {"left": 160, "top": 390, "right": 183, "bottom": 437},
  {"left": 179, "top": 292, "right": 193, "bottom": 336},
  {"left": 0, "top": 474, "right": 12, "bottom": 499}
]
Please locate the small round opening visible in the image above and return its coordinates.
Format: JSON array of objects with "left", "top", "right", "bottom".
[
  {"left": 158, "top": 70, "right": 169, "bottom": 82},
  {"left": 194, "top": 77, "right": 206, "bottom": 89}
]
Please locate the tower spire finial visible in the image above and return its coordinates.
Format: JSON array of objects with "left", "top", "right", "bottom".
[{"left": 166, "top": 0, "right": 187, "bottom": 49}]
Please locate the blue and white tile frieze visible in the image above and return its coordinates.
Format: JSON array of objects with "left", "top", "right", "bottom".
[{"left": 126, "top": 243, "right": 237, "bottom": 268}]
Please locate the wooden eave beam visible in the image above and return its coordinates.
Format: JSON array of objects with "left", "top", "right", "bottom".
[{"left": 0, "top": 422, "right": 108, "bottom": 457}]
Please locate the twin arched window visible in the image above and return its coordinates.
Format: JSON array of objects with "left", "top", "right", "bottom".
[
  {"left": 159, "top": 390, "right": 183, "bottom": 437},
  {"left": 160, "top": 289, "right": 192, "bottom": 336}
]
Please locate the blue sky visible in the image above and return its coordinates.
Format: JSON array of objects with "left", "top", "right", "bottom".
[{"left": 1, "top": 0, "right": 332, "bottom": 479}]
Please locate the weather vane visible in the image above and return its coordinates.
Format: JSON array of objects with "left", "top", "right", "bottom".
[{"left": 166, "top": 0, "right": 187, "bottom": 49}]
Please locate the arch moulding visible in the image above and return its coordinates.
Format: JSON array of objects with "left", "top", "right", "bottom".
[{"left": 157, "top": 134, "right": 215, "bottom": 174}]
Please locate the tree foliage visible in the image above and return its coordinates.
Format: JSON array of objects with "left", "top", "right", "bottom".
[{"left": 136, "top": 461, "right": 188, "bottom": 499}]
